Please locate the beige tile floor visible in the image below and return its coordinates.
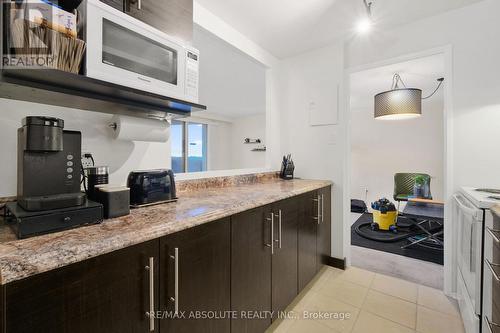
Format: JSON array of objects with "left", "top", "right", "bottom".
[{"left": 266, "top": 266, "right": 464, "bottom": 333}]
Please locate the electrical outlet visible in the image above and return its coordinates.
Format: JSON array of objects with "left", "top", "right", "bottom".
[{"left": 81, "top": 152, "right": 95, "bottom": 169}]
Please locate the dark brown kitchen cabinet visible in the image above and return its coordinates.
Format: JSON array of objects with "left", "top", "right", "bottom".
[
  {"left": 298, "top": 191, "right": 318, "bottom": 290},
  {"left": 231, "top": 205, "right": 273, "bottom": 333},
  {"left": 4, "top": 239, "right": 159, "bottom": 333},
  {"left": 0, "top": 187, "right": 332, "bottom": 333},
  {"left": 125, "top": 0, "right": 193, "bottom": 42},
  {"left": 271, "top": 198, "right": 299, "bottom": 319},
  {"left": 317, "top": 186, "right": 332, "bottom": 270},
  {"left": 100, "top": 0, "right": 124, "bottom": 10},
  {"left": 159, "top": 218, "right": 231, "bottom": 333}
]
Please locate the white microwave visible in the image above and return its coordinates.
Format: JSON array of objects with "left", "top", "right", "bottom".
[{"left": 78, "top": 0, "right": 199, "bottom": 103}]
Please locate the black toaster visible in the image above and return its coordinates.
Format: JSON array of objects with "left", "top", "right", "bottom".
[{"left": 127, "top": 169, "right": 177, "bottom": 207}]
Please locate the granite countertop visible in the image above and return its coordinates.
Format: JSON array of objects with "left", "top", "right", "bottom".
[{"left": 0, "top": 178, "right": 332, "bottom": 285}]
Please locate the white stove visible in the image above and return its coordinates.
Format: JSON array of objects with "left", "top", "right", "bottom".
[
  {"left": 455, "top": 187, "right": 498, "bottom": 333},
  {"left": 460, "top": 187, "right": 500, "bottom": 209}
]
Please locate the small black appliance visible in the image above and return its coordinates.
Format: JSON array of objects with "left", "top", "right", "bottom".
[
  {"left": 5, "top": 201, "right": 103, "bottom": 239},
  {"left": 94, "top": 186, "right": 130, "bottom": 219},
  {"left": 17, "top": 116, "right": 86, "bottom": 211},
  {"left": 85, "top": 166, "right": 109, "bottom": 201},
  {"left": 127, "top": 169, "right": 177, "bottom": 207}
]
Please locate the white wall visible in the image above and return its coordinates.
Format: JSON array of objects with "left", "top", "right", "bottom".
[
  {"left": 351, "top": 102, "right": 444, "bottom": 210},
  {"left": 346, "top": 0, "right": 500, "bottom": 191},
  {"left": 207, "top": 121, "right": 232, "bottom": 171},
  {"left": 206, "top": 114, "right": 266, "bottom": 171},
  {"left": 0, "top": 99, "right": 172, "bottom": 197},
  {"left": 279, "top": 42, "right": 345, "bottom": 258},
  {"left": 193, "top": 24, "right": 267, "bottom": 119},
  {"left": 230, "top": 114, "right": 266, "bottom": 169},
  {"left": 194, "top": 1, "right": 282, "bottom": 171}
]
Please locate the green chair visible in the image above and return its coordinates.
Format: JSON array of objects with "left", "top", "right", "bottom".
[{"left": 393, "top": 173, "right": 432, "bottom": 211}]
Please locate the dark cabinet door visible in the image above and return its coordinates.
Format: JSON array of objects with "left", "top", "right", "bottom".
[
  {"left": 100, "top": 0, "right": 124, "bottom": 10},
  {"left": 159, "top": 219, "right": 231, "bottom": 333},
  {"left": 5, "top": 240, "right": 159, "bottom": 333},
  {"left": 271, "top": 198, "right": 299, "bottom": 318},
  {"left": 125, "top": 0, "right": 193, "bottom": 42},
  {"left": 231, "top": 206, "right": 273, "bottom": 333},
  {"left": 298, "top": 191, "right": 318, "bottom": 290},
  {"left": 317, "top": 186, "right": 332, "bottom": 270}
]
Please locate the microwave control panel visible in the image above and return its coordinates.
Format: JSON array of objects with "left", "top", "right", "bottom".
[{"left": 185, "top": 48, "right": 199, "bottom": 101}]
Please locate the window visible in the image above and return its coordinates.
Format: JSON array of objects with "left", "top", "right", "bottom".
[{"left": 171, "top": 121, "right": 207, "bottom": 173}]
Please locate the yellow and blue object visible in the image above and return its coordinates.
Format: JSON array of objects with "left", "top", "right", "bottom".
[{"left": 371, "top": 198, "right": 398, "bottom": 232}]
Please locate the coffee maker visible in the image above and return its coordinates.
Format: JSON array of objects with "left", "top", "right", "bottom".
[
  {"left": 17, "top": 116, "right": 86, "bottom": 211},
  {"left": 5, "top": 116, "right": 103, "bottom": 239}
]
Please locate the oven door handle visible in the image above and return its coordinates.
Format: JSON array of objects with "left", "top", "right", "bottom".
[
  {"left": 453, "top": 194, "right": 480, "bottom": 218},
  {"left": 485, "top": 259, "right": 500, "bottom": 282},
  {"left": 487, "top": 227, "right": 500, "bottom": 244},
  {"left": 486, "top": 316, "right": 500, "bottom": 333}
]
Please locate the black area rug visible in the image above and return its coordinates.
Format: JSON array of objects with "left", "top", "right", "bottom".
[{"left": 351, "top": 213, "right": 444, "bottom": 265}]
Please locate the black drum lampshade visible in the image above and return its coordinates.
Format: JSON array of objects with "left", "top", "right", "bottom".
[{"left": 374, "top": 88, "right": 422, "bottom": 120}]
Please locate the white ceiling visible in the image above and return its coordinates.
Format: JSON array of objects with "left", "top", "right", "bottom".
[
  {"left": 193, "top": 25, "right": 266, "bottom": 119},
  {"left": 350, "top": 53, "right": 445, "bottom": 111},
  {"left": 195, "top": 0, "right": 483, "bottom": 58}
]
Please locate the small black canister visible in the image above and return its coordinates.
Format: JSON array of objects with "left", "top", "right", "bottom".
[{"left": 86, "top": 166, "right": 109, "bottom": 200}]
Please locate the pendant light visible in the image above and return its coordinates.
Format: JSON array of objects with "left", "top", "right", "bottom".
[{"left": 374, "top": 73, "right": 444, "bottom": 120}]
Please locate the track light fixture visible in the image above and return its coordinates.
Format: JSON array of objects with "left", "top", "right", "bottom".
[{"left": 356, "top": 0, "right": 374, "bottom": 34}]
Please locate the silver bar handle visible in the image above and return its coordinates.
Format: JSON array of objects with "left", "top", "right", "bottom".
[
  {"left": 274, "top": 210, "right": 282, "bottom": 249},
  {"left": 138, "top": 0, "right": 142, "bottom": 9},
  {"left": 145, "top": 257, "right": 155, "bottom": 332},
  {"left": 452, "top": 193, "right": 480, "bottom": 218},
  {"left": 313, "top": 195, "right": 321, "bottom": 224},
  {"left": 169, "top": 248, "right": 179, "bottom": 314},
  {"left": 487, "top": 227, "right": 500, "bottom": 244},
  {"left": 321, "top": 194, "right": 324, "bottom": 223},
  {"left": 265, "top": 213, "right": 274, "bottom": 255},
  {"left": 486, "top": 316, "right": 500, "bottom": 333},
  {"left": 485, "top": 259, "right": 500, "bottom": 282}
]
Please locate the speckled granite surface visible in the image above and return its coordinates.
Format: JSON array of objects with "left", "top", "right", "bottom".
[
  {"left": 0, "top": 178, "right": 331, "bottom": 285},
  {"left": 176, "top": 172, "right": 279, "bottom": 193}
]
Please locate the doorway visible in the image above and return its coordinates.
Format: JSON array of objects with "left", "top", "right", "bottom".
[{"left": 344, "top": 49, "right": 453, "bottom": 291}]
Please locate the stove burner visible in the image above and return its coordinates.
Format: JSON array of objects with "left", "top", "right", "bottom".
[{"left": 476, "top": 188, "right": 500, "bottom": 194}]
